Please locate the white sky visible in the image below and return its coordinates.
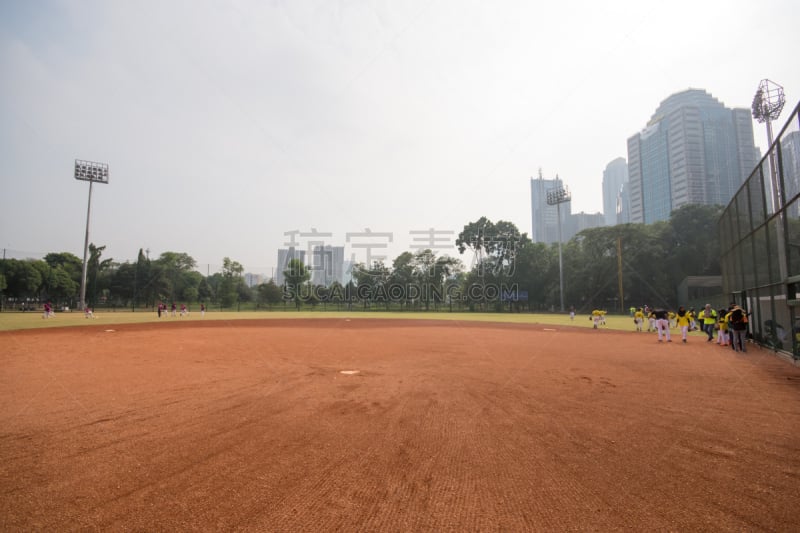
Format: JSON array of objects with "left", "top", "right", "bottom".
[{"left": 1, "top": 0, "right": 799, "bottom": 276}]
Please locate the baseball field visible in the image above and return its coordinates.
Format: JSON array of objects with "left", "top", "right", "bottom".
[{"left": 1, "top": 313, "right": 799, "bottom": 530}]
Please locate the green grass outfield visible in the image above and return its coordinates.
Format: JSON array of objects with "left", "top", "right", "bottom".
[{"left": 0, "top": 309, "right": 708, "bottom": 335}]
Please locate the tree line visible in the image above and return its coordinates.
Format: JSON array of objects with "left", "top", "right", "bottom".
[{"left": 0, "top": 204, "right": 722, "bottom": 313}]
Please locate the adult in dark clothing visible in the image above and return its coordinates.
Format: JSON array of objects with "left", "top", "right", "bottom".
[{"left": 729, "top": 306, "right": 749, "bottom": 353}]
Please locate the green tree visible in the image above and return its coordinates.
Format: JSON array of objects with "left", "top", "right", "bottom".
[
  {"left": 352, "top": 261, "right": 391, "bottom": 309},
  {"left": 0, "top": 272, "right": 6, "bottom": 311},
  {"left": 45, "top": 265, "right": 79, "bottom": 304},
  {"left": 411, "top": 249, "right": 461, "bottom": 310},
  {"left": 283, "top": 258, "right": 310, "bottom": 309},
  {"left": 110, "top": 261, "right": 137, "bottom": 307},
  {"left": 257, "top": 280, "right": 284, "bottom": 309},
  {"left": 668, "top": 204, "right": 723, "bottom": 277},
  {"left": 564, "top": 223, "right": 673, "bottom": 311},
  {"left": 44, "top": 252, "right": 82, "bottom": 288},
  {"left": 510, "top": 241, "right": 556, "bottom": 311},
  {"left": 181, "top": 271, "right": 203, "bottom": 303},
  {"left": 456, "top": 217, "right": 527, "bottom": 269},
  {"left": 87, "top": 244, "right": 114, "bottom": 306},
  {"left": 218, "top": 257, "right": 245, "bottom": 308},
  {"left": 457, "top": 218, "right": 527, "bottom": 310},
  {"left": 390, "top": 251, "right": 416, "bottom": 309},
  {"left": 151, "top": 251, "right": 197, "bottom": 304},
  {"left": 197, "top": 277, "right": 214, "bottom": 304},
  {"left": 327, "top": 281, "right": 345, "bottom": 310},
  {"left": 1, "top": 259, "right": 42, "bottom": 302}
]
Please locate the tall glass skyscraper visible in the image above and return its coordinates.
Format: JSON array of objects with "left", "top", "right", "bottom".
[
  {"left": 530, "top": 172, "right": 570, "bottom": 244},
  {"left": 627, "top": 89, "right": 758, "bottom": 224},
  {"left": 602, "top": 157, "right": 629, "bottom": 226}
]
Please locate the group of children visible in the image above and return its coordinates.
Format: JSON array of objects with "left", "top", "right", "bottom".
[
  {"left": 157, "top": 302, "right": 189, "bottom": 317},
  {"left": 40, "top": 302, "right": 94, "bottom": 319},
  {"left": 156, "top": 302, "right": 206, "bottom": 318},
  {"left": 632, "top": 303, "right": 749, "bottom": 349}
]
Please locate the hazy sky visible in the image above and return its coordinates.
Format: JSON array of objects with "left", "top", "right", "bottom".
[{"left": 2, "top": 0, "right": 799, "bottom": 276}]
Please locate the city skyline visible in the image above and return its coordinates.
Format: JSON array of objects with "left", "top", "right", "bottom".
[{"left": 2, "top": 1, "right": 799, "bottom": 274}]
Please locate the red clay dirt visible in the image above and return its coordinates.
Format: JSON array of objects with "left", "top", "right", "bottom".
[{"left": 1, "top": 318, "right": 799, "bottom": 531}]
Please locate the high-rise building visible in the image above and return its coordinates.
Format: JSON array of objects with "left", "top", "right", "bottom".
[
  {"left": 567, "top": 212, "right": 605, "bottom": 238},
  {"left": 275, "top": 247, "right": 305, "bottom": 286},
  {"left": 627, "top": 88, "right": 759, "bottom": 224},
  {"left": 530, "top": 172, "right": 571, "bottom": 244},
  {"left": 244, "top": 273, "right": 264, "bottom": 288},
  {"left": 780, "top": 130, "right": 800, "bottom": 217},
  {"left": 311, "top": 245, "right": 345, "bottom": 286},
  {"left": 617, "top": 182, "right": 631, "bottom": 224},
  {"left": 602, "top": 157, "right": 628, "bottom": 226}
]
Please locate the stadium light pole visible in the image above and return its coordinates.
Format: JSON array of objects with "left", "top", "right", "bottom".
[
  {"left": 752, "top": 80, "right": 787, "bottom": 281},
  {"left": 546, "top": 178, "right": 571, "bottom": 312},
  {"left": 74, "top": 159, "right": 109, "bottom": 312},
  {"left": 752, "top": 79, "right": 786, "bottom": 213}
]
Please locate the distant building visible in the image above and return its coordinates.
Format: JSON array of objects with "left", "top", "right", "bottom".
[
  {"left": 602, "top": 157, "right": 628, "bottom": 226},
  {"left": 617, "top": 182, "right": 631, "bottom": 225},
  {"left": 244, "top": 273, "right": 264, "bottom": 288},
  {"left": 567, "top": 211, "right": 605, "bottom": 239},
  {"left": 627, "top": 88, "right": 759, "bottom": 224},
  {"left": 342, "top": 260, "right": 354, "bottom": 285},
  {"left": 781, "top": 130, "right": 800, "bottom": 217},
  {"left": 311, "top": 245, "right": 345, "bottom": 286},
  {"left": 275, "top": 247, "right": 306, "bottom": 286},
  {"left": 530, "top": 172, "right": 571, "bottom": 244}
]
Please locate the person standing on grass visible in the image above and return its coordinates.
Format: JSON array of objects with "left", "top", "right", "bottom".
[
  {"left": 676, "top": 306, "right": 691, "bottom": 343},
  {"left": 653, "top": 308, "right": 671, "bottom": 342},
  {"left": 647, "top": 309, "right": 657, "bottom": 333},
  {"left": 701, "top": 304, "right": 717, "bottom": 341},
  {"left": 634, "top": 307, "right": 645, "bottom": 331},
  {"left": 200, "top": 303, "right": 206, "bottom": 317},
  {"left": 591, "top": 309, "right": 602, "bottom": 329}
]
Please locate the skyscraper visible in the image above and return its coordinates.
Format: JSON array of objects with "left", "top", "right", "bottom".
[
  {"left": 311, "top": 245, "right": 345, "bottom": 286},
  {"left": 602, "top": 157, "right": 629, "bottom": 226},
  {"left": 275, "top": 247, "right": 305, "bottom": 286},
  {"left": 780, "top": 130, "right": 800, "bottom": 217},
  {"left": 627, "top": 89, "right": 759, "bottom": 224},
  {"left": 530, "top": 171, "right": 571, "bottom": 244}
]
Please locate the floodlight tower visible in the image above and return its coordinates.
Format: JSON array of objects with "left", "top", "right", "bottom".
[
  {"left": 74, "top": 159, "right": 109, "bottom": 311},
  {"left": 546, "top": 177, "right": 571, "bottom": 312},
  {"left": 752, "top": 80, "right": 787, "bottom": 282},
  {"left": 752, "top": 79, "right": 786, "bottom": 213}
]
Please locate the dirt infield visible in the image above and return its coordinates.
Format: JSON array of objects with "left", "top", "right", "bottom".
[{"left": 1, "top": 318, "right": 799, "bottom": 531}]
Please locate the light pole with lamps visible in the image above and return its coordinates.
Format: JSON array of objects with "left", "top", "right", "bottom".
[
  {"left": 752, "top": 79, "right": 786, "bottom": 213},
  {"left": 546, "top": 178, "right": 571, "bottom": 312},
  {"left": 752, "top": 80, "right": 787, "bottom": 281},
  {"left": 74, "top": 159, "right": 109, "bottom": 312}
]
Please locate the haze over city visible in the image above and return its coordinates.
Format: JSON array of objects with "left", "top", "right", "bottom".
[{"left": 2, "top": 0, "right": 799, "bottom": 276}]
